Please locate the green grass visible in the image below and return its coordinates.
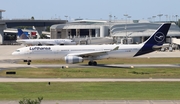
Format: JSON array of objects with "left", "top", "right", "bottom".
[
  {"left": 1, "top": 67, "right": 180, "bottom": 78},
  {"left": 0, "top": 82, "right": 180, "bottom": 100},
  {"left": 1, "top": 58, "right": 180, "bottom": 100}
]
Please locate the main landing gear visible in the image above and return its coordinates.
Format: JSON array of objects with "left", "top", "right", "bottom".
[
  {"left": 24, "top": 60, "right": 31, "bottom": 65},
  {"left": 88, "top": 61, "right": 97, "bottom": 66}
]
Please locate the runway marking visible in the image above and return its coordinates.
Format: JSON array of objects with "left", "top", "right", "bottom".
[{"left": 30, "top": 66, "right": 38, "bottom": 68}]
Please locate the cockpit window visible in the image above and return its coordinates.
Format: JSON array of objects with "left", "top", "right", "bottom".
[{"left": 15, "top": 50, "right": 20, "bottom": 52}]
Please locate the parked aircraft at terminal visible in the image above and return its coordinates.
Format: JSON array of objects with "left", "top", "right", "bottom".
[
  {"left": 12, "top": 23, "right": 171, "bottom": 65},
  {"left": 16, "top": 29, "right": 76, "bottom": 46},
  {"left": 172, "top": 38, "right": 180, "bottom": 45}
]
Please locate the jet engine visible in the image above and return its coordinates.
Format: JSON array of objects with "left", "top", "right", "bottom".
[{"left": 64, "top": 56, "right": 83, "bottom": 64}]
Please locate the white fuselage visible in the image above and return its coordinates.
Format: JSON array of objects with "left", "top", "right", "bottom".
[
  {"left": 16, "top": 39, "right": 76, "bottom": 45},
  {"left": 12, "top": 44, "right": 143, "bottom": 60}
]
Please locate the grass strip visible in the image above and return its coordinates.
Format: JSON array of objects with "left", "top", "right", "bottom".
[
  {"left": 1, "top": 67, "right": 180, "bottom": 78},
  {"left": 0, "top": 82, "right": 180, "bottom": 100}
]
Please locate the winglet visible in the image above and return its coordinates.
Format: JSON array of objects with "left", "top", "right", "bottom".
[{"left": 113, "top": 46, "right": 119, "bottom": 51}]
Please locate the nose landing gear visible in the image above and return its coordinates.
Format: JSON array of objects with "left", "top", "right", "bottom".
[{"left": 24, "top": 60, "right": 31, "bottom": 65}]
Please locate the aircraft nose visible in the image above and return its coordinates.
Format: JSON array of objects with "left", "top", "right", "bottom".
[
  {"left": 12, "top": 52, "right": 16, "bottom": 55},
  {"left": 12, "top": 52, "right": 18, "bottom": 55}
]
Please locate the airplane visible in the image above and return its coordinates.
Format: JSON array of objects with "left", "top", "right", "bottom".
[
  {"left": 172, "top": 37, "right": 180, "bottom": 45},
  {"left": 12, "top": 23, "right": 171, "bottom": 65},
  {"left": 16, "top": 29, "right": 76, "bottom": 46}
]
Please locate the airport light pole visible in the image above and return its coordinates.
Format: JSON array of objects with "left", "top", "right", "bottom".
[
  {"left": 165, "top": 15, "right": 168, "bottom": 22},
  {"left": 152, "top": 16, "right": 156, "bottom": 22},
  {"left": 65, "top": 15, "right": 68, "bottom": 21},
  {"left": 175, "top": 15, "right": 179, "bottom": 26},
  {"left": 128, "top": 16, "right": 131, "bottom": 23},
  {"left": 124, "top": 14, "right": 128, "bottom": 44},
  {"left": 108, "top": 14, "right": 112, "bottom": 36},
  {"left": 157, "top": 14, "right": 163, "bottom": 21},
  {"left": 109, "top": 14, "right": 112, "bottom": 22},
  {"left": 114, "top": 16, "right": 116, "bottom": 22},
  {"left": 175, "top": 15, "right": 178, "bottom": 22}
]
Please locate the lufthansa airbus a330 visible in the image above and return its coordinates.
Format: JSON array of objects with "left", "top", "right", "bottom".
[{"left": 12, "top": 23, "right": 171, "bottom": 65}]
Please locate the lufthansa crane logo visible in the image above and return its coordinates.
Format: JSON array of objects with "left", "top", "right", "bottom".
[{"left": 154, "top": 32, "right": 165, "bottom": 43}]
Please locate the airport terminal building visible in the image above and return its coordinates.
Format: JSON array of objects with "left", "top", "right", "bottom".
[
  {"left": 0, "top": 19, "right": 180, "bottom": 45},
  {"left": 50, "top": 20, "right": 180, "bottom": 44},
  {"left": 50, "top": 20, "right": 110, "bottom": 39}
]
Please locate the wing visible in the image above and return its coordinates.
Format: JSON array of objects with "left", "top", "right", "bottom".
[{"left": 67, "top": 46, "right": 119, "bottom": 57}]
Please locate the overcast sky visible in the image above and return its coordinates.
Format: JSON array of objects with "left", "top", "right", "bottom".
[{"left": 1, "top": 0, "right": 180, "bottom": 21}]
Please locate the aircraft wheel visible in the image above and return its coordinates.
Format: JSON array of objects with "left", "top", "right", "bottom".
[
  {"left": 27, "top": 62, "right": 31, "bottom": 65},
  {"left": 24, "top": 60, "right": 27, "bottom": 62},
  {"left": 88, "top": 61, "right": 97, "bottom": 66},
  {"left": 88, "top": 61, "right": 93, "bottom": 66},
  {"left": 93, "top": 61, "right": 97, "bottom": 66}
]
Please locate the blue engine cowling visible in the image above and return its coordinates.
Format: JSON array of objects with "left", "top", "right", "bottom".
[{"left": 64, "top": 56, "right": 84, "bottom": 64}]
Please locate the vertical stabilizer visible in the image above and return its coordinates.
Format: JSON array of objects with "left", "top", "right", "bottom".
[
  {"left": 134, "top": 23, "right": 171, "bottom": 56},
  {"left": 17, "top": 29, "right": 29, "bottom": 39}
]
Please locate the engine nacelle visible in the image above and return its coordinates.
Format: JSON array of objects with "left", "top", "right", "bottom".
[{"left": 64, "top": 56, "right": 83, "bottom": 64}]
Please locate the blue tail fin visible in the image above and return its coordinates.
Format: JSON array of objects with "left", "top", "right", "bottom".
[
  {"left": 17, "top": 29, "right": 29, "bottom": 39},
  {"left": 134, "top": 23, "right": 171, "bottom": 56}
]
